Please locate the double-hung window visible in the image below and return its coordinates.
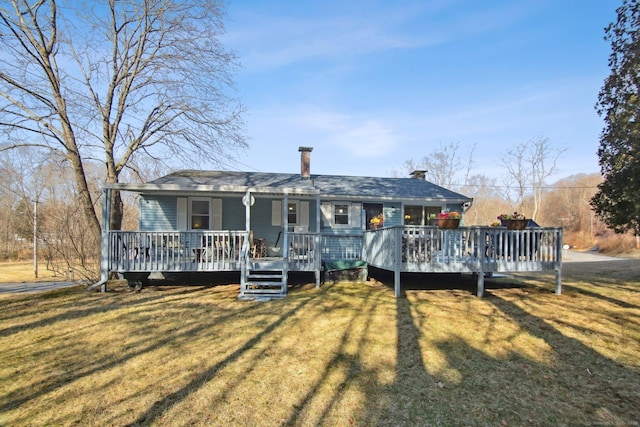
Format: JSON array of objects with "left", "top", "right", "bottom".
[
  {"left": 333, "top": 203, "right": 350, "bottom": 225},
  {"left": 288, "top": 202, "right": 298, "bottom": 225},
  {"left": 177, "top": 197, "right": 222, "bottom": 230},
  {"left": 191, "top": 199, "right": 210, "bottom": 229}
]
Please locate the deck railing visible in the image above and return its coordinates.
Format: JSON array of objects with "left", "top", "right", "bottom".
[
  {"left": 287, "top": 231, "right": 321, "bottom": 271},
  {"left": 363, "top": 225, "right": 563, "bottom": 297},
  {"left": 108, "top": 230, "right": 249, "bottom": 272},
  {"left": 107, "top": 230, "right": 323, "bottom": 273},
  {"left": 363, "top": 226, "right": 562, "bottom": 274}
]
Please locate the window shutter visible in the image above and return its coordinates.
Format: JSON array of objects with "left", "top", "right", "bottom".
[
  {"left": 321, "top": 202, "right": 332, "bottom": 227},
  {"left": 351, "top": 203, "right": 362, "bottom": 228},
  {"left": 212, "top": 198, "right": 222, "bottom": 230},
  {"left": 177, "top": 197, "right": 187, "bottom": 230},
  {"left": 300, "top": 201, "right": 310, "bottom": 230},
  {"left": 272, "top": 200, "right": 282, "bottom": 226}
]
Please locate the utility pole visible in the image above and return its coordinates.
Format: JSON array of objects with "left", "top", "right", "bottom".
[{"left": 33, "top": 199, "right": 38, "bottom": 278}]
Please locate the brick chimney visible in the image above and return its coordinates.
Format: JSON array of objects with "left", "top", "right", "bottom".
[
  {"left": 410, "top": 170, "right": 427, "bottom": 180},
  {"left": 299, "top": 146, "right": 313, "bottom": 179}
]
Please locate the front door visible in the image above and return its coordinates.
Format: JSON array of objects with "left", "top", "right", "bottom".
[{"left": 363, "top": 203, "right": 383, "bottom": 230}]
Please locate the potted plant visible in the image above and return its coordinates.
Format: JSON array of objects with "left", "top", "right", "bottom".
[
  {"left": 497, "top": 212, "right": 528, "bottom": 230},
  {"left": 369, "top": 213, "right": 384, "bottom": 230},
  {"left": 437, "top": 211, "right": 461, "bottom": 229}
]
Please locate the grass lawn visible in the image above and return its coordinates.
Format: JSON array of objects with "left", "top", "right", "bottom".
[
  {"left": 0, "top": 261, "right": 639, "bottom": 426},
  {"left": 0, "top": 261, "right": 65, "bottom": 283}
]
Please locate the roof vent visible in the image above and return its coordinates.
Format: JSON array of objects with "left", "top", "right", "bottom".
[
  {"left": 410, "top": 170, "right": 427, "bottom": 180},
  {"left": 299, "top": 146, "right": 313, "bottom": 179}
]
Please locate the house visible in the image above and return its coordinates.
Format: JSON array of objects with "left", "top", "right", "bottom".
[{"left": 93, "top": 147, "right": 563, "bottom": 299}]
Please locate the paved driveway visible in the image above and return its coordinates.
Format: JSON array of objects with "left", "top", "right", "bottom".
[
  {"left": 562, "top": 249, "right": 626, "bottom": 263},
  {"left": 0, "top": 281, "right": 80, "bottom": 294}
]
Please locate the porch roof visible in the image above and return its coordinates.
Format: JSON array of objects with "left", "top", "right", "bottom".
[{"left": 106, "top": 170, "right": 472, "bottom": 202}]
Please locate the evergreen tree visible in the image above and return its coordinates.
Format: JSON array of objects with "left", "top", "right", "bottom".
[{"left": 591, "top": 0, "right": 640, "bottom": 240}]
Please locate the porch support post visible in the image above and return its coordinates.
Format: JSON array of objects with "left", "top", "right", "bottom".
[
  {"left": 245, "top": 190, "right": 251, "bottom": 232},
  {"left": 282, "top": 193, "right": 289, "bottom": 286},
  {"left": 241, "top": 190, "right": 251, "bottom": 295},
  {"left": 101, "top": 188, "right": 110, "bottom": 292},
  {"left": 394, "top": 226, "right": 402, "bottom": 298},
  {"left": 315, "top": 193, "right": 321, "bottom": 288}
]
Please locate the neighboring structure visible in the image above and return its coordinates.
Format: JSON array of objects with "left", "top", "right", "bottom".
[{"left": 93, "top": 147, "right": 562, "bottom": 299}]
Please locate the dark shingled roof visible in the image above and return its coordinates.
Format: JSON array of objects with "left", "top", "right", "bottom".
[{"left": 148, "top": 170, "right": 471, "bottom": 202}]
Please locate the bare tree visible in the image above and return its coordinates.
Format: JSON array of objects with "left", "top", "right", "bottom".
[
  {"left": 462, "top": 174, "right": 510, "bottom": 225},
  {"left": 0, "top": 147, "right": 103, "bottom": 276},
  {"left": 402, "top": 142, "right": 476, "bottom": 188},
  {"left": 501, "top": 137, "right": 565, "bottom": 220},
  {"left": 501, "top": 143, "right": 528, "bottom": 209},
  {"left": 0, "top": 148, "right": 50, "bottom": 246},
  {"left": 0, "top": 0, "right": 245, "bottom": 240},
  {"left": 540, "top": 173, "right": 602, "bottom": 228}
]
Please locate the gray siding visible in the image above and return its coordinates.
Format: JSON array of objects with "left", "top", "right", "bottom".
[
  {"left": 221, "top": 197, "right": 246, "bottom": 230},
  {"left": 140, "top": 196, "right": 176, "bottom": 231}
]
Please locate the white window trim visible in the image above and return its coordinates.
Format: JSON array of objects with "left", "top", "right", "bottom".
[
  {"left": 189, "top": 197, "right": 212, "bottom": 230},
  {"left": 402, "top": 204, "right": 446, "bottom": 226},
  {"left": 178, "top": 197, "right": 222, "bottom": 230},
  {"left": 332, "top": 202, "right": 351, "bottom": 228},
  {"left": 287, "top": 200, "right": 299, "bottom": 226}
]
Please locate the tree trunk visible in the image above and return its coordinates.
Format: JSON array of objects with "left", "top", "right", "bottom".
[
  {"left": 67, "top": 149, "right": 101, "bottom": 239},
  {"left": 109, "top": 189, "right": 124, "bottom": 231}
]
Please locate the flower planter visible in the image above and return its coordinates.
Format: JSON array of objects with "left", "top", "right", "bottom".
[
  {"left": 437, "top": 218, "right": 460, "bottom": 229},
  {"left": 501, "top": 219, "right": 528, "bottom": 230}
]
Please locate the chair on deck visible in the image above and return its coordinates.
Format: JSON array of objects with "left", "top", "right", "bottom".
[{"left": 248, "top": 231, "right": 258, "bottom": 258}]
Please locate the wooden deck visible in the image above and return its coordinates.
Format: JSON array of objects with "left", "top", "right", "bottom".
[
  {"left": 102, "top": 226, "right": 562, "bottom": 298},
  {"left": 362, "top": 226, "right": 563, "bottom": 297}
]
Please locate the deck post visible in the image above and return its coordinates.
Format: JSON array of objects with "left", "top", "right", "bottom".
[
  {"left": 477, "top": 228, "right": 485, "bottom": 297},
  {"left": 477, "top": 273, "right": 485, "bottom": 297},
  {"left": 555, "top": 269, "right": 562, "bottom": 295},
  {"left": 394, "top": 226, "right": 402, "bottom": 298},
  {"left": 555, "top": 227, "right": 563, "bottom": 295}
]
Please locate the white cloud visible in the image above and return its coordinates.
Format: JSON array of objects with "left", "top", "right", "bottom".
[
  {"left": 246, "top": 104, "right": 399, "bottom": 161},
  {"left": 226, "top": 1, "right": 539, "bottom": 73},
  {"left": 330, "top": 120, "right": 399, "bottom": 158}
]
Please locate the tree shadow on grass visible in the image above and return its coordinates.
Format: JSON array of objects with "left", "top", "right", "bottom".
[
  {"left": 368, "top": 266, "right": 530, "bottom": 295},
  {"left": 128, "top": 287, "right": 325, "bottom": 425},
  {"left": 0, "top": 285, "right": 210, "bottom": 338},
  {"left": 0, "top": 285, "right": 261, "bottom": 418},
  {"left": 363, "top": 281, "right": 640, "bottom": 425},
  {"left": 480, "top": 291, "right": 640, "bottom": 425}
]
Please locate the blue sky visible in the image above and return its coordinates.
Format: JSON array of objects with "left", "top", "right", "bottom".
[{"left": 221, "top": 0, "right": 617, "bottom": 184}]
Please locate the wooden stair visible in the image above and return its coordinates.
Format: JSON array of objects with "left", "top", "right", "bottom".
[{"left": 238, "top": 259, "right": 287, "bottom": 300}]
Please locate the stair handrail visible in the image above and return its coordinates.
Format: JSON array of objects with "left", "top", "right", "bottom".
[{"left": 240, "top": 231, "right": 251, "bottom": 291}]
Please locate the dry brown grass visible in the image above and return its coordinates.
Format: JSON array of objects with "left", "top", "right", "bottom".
[
  {"left": 0, "top": 261, "right": 65, "bottom": 283},
  {"left": 0, "top": 263, "right": 639, "bottom": 426}
]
